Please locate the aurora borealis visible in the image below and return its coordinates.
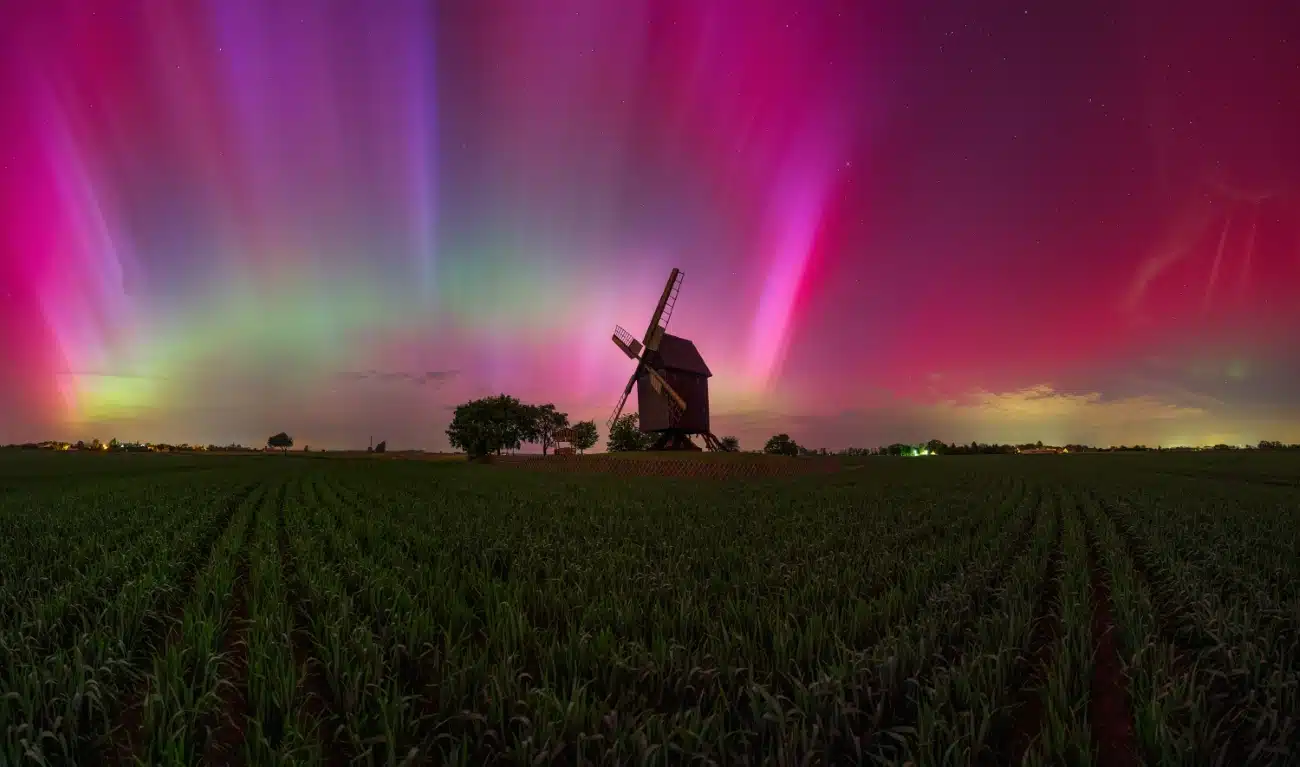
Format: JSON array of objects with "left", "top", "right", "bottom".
[{"left": 2, "top": 1, "right": 1298, "bottom": 451}]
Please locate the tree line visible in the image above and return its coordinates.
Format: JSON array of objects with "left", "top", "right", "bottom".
[
  {"left": 760, "top": 438, "right": 1300, "bottom": 456},
  {"left": 445, "top": 395, "right": 598, "bottom": 459},
  {"left": 11, "top": 417, "right": 1298, "bottom": 457},
  {"left": 444, "top": 400, "right": 743, "bottom": 456}
]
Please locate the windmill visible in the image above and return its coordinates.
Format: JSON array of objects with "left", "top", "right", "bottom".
[{"left": 608, "top": 268, "right": 730, "bottom": 451}]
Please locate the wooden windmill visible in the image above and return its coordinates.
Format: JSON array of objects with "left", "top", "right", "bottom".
[{"left": 608, "top": 268, "right": 730, "bottom": 451}]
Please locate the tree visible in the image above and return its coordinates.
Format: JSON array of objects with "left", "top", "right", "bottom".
[
  {"left": 374, "top": 440, "right": 386, "bottom": 453},
  {"left": 925, "top": 439, "right": 947, "bottom": 455},
  {"left": 531, "top": 404, "right": 570, "bottom": 456},
  {"left": 607, "top": 413, "right": 651, "bottom": 452},
  {"left": 445, "top": 394, "right": 536, "bottom": 459},
  {"left": 109, "top": 437, "right": 120, "bottom": 450},
  {"left": 763, "top": 433, "right": 799, "bottom": 456},
  {"left": 720, "top": 435, "right": 740, "bottom": 452},
  {"left": 267, "top": 432, "right": 294, "bottom": 453},
  {"left": 569, "top": 420, "right": 599, "bottom": 454}
]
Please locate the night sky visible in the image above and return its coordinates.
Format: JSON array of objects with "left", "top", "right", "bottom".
[{"left": 2, "top": 1, "right": 1298, "bottom": 451}]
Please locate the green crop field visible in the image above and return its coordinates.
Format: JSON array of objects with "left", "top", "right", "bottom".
[{"left": 1, "top": 451, "right": 1296, "bottom": 766}]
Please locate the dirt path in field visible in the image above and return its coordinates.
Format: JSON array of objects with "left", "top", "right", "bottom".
[
  {"left": 200, "top": 559, "right": 252, "bottom": 767},
  {"left": 1083, "top": 531, "right": 1140, "bottom": 767},
  {"left": 998, "top": 497, "right": 1064, "bottom": 765}
]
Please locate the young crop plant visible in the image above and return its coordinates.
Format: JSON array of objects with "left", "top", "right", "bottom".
[
  {"left": 907, "top": 485, "right": 1060, "bottom": 764},
  {"left": 1092, "top": 486, "right": 1300, "bottom": 762},
  {"left": 2, "top": 478, "right": 260, "bottom": 765},
  {"left": 241, "top": 478, "right": 323, "bottom": 764},
  {"left": 1022, "top": 490, "right": 1095, "bottom": 765},
  {"left": 1076, "top": 491, "right": 1202, "bottom": 764},
  {"left": 130, "top": 483, "right": 265, "bottom": 763}
]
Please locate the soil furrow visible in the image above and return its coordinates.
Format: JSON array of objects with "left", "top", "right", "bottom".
[
  {"left": 996, "top": 497, "right": 1064, "bottom": 765},
  {"left": 99, "top": 481, "right": 260, "bottom": 765},
  {"left": 277, "top": 482, "right": 350, "bottom": 767},
  {"left": 200, "top": 559, "right": 252, "bottom": 767},
  {"left": 1088, "top": 494, "right": 1205, "bottom": 671},
  {"left": 858, "top": 483, "right": 1044, "bottom": 762},
  {"left": 1083, "top": 529, "right": 1139, "bottom": 767},
  {"left": 1090, "top": 492, "right": 1282, "bottom": 765}
]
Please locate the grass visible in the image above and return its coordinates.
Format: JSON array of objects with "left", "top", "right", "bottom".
[{"left": 0, "top": 450, "right": 1296, "bottom": 765}]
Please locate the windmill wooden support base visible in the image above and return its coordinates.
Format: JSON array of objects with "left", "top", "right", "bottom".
[
  {"left": 700, "top": 432, "right": 728, "bottom": 452},
  {"left": 649, "top": 432, "right": 701, "bottom": 451},
  {"left": 649, "top": 431, "right": 730, "bottom": 451}
]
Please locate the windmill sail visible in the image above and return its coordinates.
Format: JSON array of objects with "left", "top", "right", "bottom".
[
  {"left": 642, "top": 365, "right": 687, "bottom": 412},
  {"left": 612, "top": 325, "right": 642, "bottom": 360},
  {"left": 607, "top": 370, "right": 639, "bottom": 426},
  {"left": 642, "top": 269, "right": 683, "bottom": 351}
]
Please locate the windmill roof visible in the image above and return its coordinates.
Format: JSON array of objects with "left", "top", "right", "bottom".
[{"left": 648, "top": 334, "right": 712, "bottom": 376}]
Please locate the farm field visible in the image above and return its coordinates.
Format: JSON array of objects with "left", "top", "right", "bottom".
[
  {"left": 488, "top": 451, "right": 842, "bottom": 479},
  {"left": 1, "top": 451, "right": 1297, "bottom": 765}
]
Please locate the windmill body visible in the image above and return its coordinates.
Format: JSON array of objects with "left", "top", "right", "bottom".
[
  {"left": 609, "top": 269, "right": 731, "bottom": 451},
  {"left": 636, "top": 334, "right": 711, "bottom": 434}
]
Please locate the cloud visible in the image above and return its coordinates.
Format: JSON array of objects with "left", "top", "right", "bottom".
[
  {"left": 55, "top": 371, "right": 167, "bottom": 380},
  {"left": 333, "top": 369, "right": 460, "bottom": 386},
  {"left": 951, "top": 384, "right": 1203, "bottom": 422},
  {"left": 711, "top": 384, "right": 1296, "bottom": 450},
  {"left": 418, "top": 371, "right": 460, "bottom": 384}
]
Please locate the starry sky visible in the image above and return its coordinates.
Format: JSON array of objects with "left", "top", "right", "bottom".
[{"left": 2, "top": 0, "right": 1298, "bottom": 451}]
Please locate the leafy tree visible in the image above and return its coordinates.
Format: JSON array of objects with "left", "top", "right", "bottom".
[
  {"left": 446, "top": 394, "right": 536, "bottom": 458},
  {"left": 607, "top": 413, "right": 651, "bottom": 452},
  {"left": 720, "top": 435, "right": 740, "bottom": 452},
  {"left": 531, "top": 404, "right": 570, "bottom": 456},
  {"left": 569, "top": 420, "right": 599, "bottom": 454},
  {"left": 374, "top": 440, "right": 386, "bottom": 453},
  {"left": 267, "top": 432, "right": 294, "bottom": 453},
  {"left": 925, "top": 439, "right": 947, "bottom": 455},
  {"left": 109, "top": 437, "right": 120, "bottom": 450},
  {"left": 763, "top": 433, "right": 799, "bottom": 456}
]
